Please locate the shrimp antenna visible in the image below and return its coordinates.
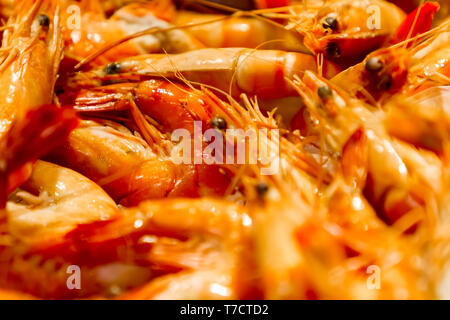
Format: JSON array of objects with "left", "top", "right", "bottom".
[{"left": 403, "top": 0, "right": 425, "bottom": 49}]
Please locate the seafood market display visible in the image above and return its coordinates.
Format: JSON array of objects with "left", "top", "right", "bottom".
[{"left": 0, "top": 0, "right": 449, "bottom": 299}]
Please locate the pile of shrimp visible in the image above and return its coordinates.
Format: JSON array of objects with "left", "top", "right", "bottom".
[{"left": 0, "top": 0, "right": 448, "bottom": 300}]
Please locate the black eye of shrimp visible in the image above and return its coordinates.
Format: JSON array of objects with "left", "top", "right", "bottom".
[
  {"left": 104, "top": 62, "right": 122, "bottom": 75},
  {"left": 256, "top": 183, "right": 269, "bottom": 198},
  {"left": 318, "top": 85, "right": 333, "bottom": 99},
  {"left": 37, "top": 14, "right": 50, "bottom": 27},
  {"left": 210, "top": 117, "right": 227, "bottom": 130},
  {"left": 322, "top": 16, "right": 338, "bottom": 30}
]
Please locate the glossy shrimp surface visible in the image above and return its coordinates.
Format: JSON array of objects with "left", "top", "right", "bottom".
[{"left": 0, "top": 0, "right": 449, "bottom": 301}]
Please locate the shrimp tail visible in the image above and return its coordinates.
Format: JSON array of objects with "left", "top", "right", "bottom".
[
  {"left": 0, "top": 105, "right": 79, "bottom": 207},
  {"left": 390, "top": 1, "right": 440, "bottom": 44}
]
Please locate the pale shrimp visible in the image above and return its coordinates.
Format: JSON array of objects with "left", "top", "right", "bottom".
[
  {"left": 5, "top": 160, "right": 119, "bottom": 246},
  {"left": 184, "top": 0, "right": 405, "bottom": 59},
  {"left": 73, "top": 48, "right": 340, "bottom": 99},
  {"left": 61, "top": 0, "right": 203, "bottom": 70},
  {"left": 174, "top": 10, "right": 310, "bottom": 53},
  {"left": 0, "top": 160, "right": 126, "bottom": 298}
]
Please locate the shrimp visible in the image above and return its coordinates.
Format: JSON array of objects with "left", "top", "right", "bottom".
[
  {"left": 0, "top": 0, "right": 62, "bottom": 142},
  {"left": 0, "top": 160, "right": 130, "bottom": 298},
  {"left": 183, "top": 0, "right": 405, "bottom": 59},
  {"left": 46, "top": 118, "right": 231, "bottom": 206},
  {"left": 5, "top": 160, "right": 119, "bottom": 246},
  {"left": 291, "top": 71, "right": 443, "bottom": 226},
  {"left": 174, "top": 10, "right": 310, "bottom": 53},
  {"left": 0, "top": 1, "right": 79, "bottom": 207},
  {"left": 72, "top": 48, "right": 340, "bottom": 99},
  {"left": 330, "top": 45, "right": 410, "bottom": 104},
  {"left": 281, "top": 0, "right": 406, "bottom": 59},
  {"left": 212, "top": 92, "right": 428, "bottom": 299},
  {"left": 61, "top": 0, "right": 203, "bottom": 70},
  {"left": 330, "top": 12, "right": 447, "bottom": 104},
  {"left": 51, "top": 81, "right": 245, "bottom": 205},
  {"left": 2, "top": 181, "right": 253, "bottom": 298}
]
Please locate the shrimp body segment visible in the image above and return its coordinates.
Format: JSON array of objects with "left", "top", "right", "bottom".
[{"left": 175, "top": 10, "right": 310, "bottom": 53}]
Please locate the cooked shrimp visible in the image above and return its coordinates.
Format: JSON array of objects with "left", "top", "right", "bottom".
[
  {"left": 61, "top": 0, "right": 203, "bottom": 69},
  {"left": 74, "top": 48, "right": 340, "bottom": 99},
  {"left": 0, "top": 0, "right": 76, "bottom": 207},
  {"left": 185, "top": 0, "right": 405, "bottom": 58},
  {"left": 2, "top": 192, "right": 252, "bottom": 298},
  {"left": 282, "top": 0, "right": 406, "bottom": 58},
  {"left": 174, "top": 10, "right": 310, "bottom": 53},
  {"left": 5, "top": 160, "right": 119, "bottom": 246},
  {"left": 52, "top": 81, "right": 246, "bottom": 205},
  {"left": 47, "top": 117, "right": 231, "bottom": 206},
  {"left": 291, "top": 71, "right": 443, "bottom": 225},
  {"left": 331, "top": 16, "right": 448, "bottom": 104},
  {"left": 0, "top": 0, "right": 62, "bottom": 142},
  {"left": 216, "top": 93, "right": 429, "bottom": 299}
]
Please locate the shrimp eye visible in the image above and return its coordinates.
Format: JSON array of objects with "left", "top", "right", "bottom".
[
  {"left": 255, "top": 183, "right": 269, "bottom": 198},
  {"left": 365, "top": 57, "right": 383, "bottom": 72},
  {"left": 318, "top": 85, "right": 333, "bottom": 99},
  {"left": 104, "top": 62, "right": 122, "bottom": 75},
  {"left": 37, "top": 14, "right": 50, "bottom": 27},
  {"left": 326, "top": 42, "right": 341, "bottom": 58},
  {"left": 210, "top": 117, "right": 227, "bottom": 130},
  {"left": 322, "top": 17, "right": 338, "bottom": 30},
  {"left": 377, "top": 74, "right": 393, "bottom": 91}
]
